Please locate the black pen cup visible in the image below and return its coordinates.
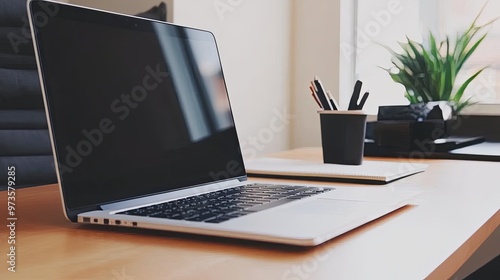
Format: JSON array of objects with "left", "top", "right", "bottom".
[{"left": 319, "top": 111, "right": 367, "bottom": 165}]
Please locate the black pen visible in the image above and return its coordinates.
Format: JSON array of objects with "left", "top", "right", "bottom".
[
  {"left": 313, "top": 76, "right": 332, "bottom": 110},
  {"left": 348, "top": 80, "right": 369, "bottom": 110},
  {"left": 326, "top": 91, "right": 339, "bottom": 110},
  {"left": 309, "top": 86, "right": 322, "bottom": 108}
]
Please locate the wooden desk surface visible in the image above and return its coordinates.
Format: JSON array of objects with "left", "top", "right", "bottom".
[{"left": 0, "top": 147, "right": 498, "bottom": 280}]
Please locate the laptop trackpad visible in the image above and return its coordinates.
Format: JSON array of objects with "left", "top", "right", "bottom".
[
  {"left": 295, "top": 198, "right": 369, "bottom": 215},
  {"left": 228, "top": 199, "right": 387, "bottom": 238},
  {"left": 283, "top": 199, "right": 380, "bottom": 226}
]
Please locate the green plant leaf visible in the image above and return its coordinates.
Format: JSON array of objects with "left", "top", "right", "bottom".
[
  {"left": 469, "top": 0, "right": 489, "bottom": 29},
  {"left": 453, "top": 67, "right": 485, "bottom": 104},
  {"left": 428, "top": 32, "right": 439, "bottom": 59},
  {"left": 442, "top": 37, "right": 458, "bottom": 100},
  {"left": 457, "top": 33, "right": 487, "bottom": 71},
  {"left": 380, "top": 5, "right": 497, "bottom": 112}
]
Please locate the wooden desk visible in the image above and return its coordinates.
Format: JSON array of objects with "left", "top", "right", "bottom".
[{"left": 1, "top": 148, "right": 498, "bottom": 279}]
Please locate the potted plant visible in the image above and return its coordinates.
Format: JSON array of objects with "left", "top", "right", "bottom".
[
  {"left": 370, "top": 5, "right": 499, "bottom": 151},
  {"left": 382, "top": 6, "right": 498, "bottom": 115}
]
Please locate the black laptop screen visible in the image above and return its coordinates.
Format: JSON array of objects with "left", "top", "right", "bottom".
[{"left": 30, "top": 1, "right": 246, "bottom": 211}]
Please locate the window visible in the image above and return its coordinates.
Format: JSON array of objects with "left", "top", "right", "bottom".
[{"left": 350, "top": 0, "right": 500, "bottom": 115}]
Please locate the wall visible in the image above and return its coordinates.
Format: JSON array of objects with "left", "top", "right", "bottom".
[
  {"left": 69, "top": 0, "right": 293, "bottom": 160},
  {"left": 290, "top": 0, "right": 342, "bottom": 149}
]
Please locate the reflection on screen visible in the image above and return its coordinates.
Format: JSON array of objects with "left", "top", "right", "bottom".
[
  {"left": 153, "top": 24, "right": 233, "bottom": 142},
  {"left": 31, "top": 2, "right": 246, "bottom": 211}
]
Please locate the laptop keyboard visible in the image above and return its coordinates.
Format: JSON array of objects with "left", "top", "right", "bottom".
[{"left": 117, "top": 183, "right": 333, "bottom": 223}]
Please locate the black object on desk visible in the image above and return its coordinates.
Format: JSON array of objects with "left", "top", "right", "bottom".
[
  {"left": 364, "top": 119, "right": 500, "bottom": 161},
  {"left": 364, "top": 136, "right": 485, "bottom": 155},
  {"left": 320, "top": 111, "right": 367, "bottom": 165},
  {"left": 362, "top": 102, "right": 500, "bottom": 160},
  {"left": 364, "top": 140, "right": 500, "bottom": 162}
]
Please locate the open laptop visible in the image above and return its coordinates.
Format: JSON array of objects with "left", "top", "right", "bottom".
[{"left": 28, "top": 0, "right": 418, "bottom": 246}]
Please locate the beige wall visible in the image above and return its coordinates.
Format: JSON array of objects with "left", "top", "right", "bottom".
[{"left": 290, "top": 0, "right": 342, "bottom": 149}]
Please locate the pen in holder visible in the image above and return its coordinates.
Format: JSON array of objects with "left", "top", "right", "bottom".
[{"left": 319, "top": 110, "right": 367, "bottom": 165}]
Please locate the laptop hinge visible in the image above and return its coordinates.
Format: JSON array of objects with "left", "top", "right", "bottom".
[
  {"left": 100, "top": 179, "right": 242, "bottom": 211},
  {"left": 239, "top": 175, "right": 248, "bottom": 182}
]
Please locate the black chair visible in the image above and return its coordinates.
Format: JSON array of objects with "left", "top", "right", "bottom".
[{"left": 0, "top": 0, "right": 56, "bottom": 189}]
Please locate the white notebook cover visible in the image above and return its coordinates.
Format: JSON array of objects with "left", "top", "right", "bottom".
[{"left": 245, "top": 158, "right": 428, "bottom": 184}]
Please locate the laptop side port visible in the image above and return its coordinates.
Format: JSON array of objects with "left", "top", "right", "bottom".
[
  {"left": 115, "top": 220, "right": 121, "bottom": 225},
  {"left": 103, "top": 219, "right": 109, "bottom": 225},
  {"left": 83, "top": 217, "right": 90, "bottom": 223}
]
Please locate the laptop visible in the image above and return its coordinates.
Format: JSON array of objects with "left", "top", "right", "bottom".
[{"left": 28, "top": 0, "right": 418, "bottom": 246}]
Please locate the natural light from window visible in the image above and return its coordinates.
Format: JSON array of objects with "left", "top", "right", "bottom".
[{"left": 353, "top": 0, "right": 500, "bottom": 114}]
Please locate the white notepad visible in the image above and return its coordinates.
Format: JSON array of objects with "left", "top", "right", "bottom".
[{"left": 245, "top": 158, "right": 428, "bottom": 184}]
